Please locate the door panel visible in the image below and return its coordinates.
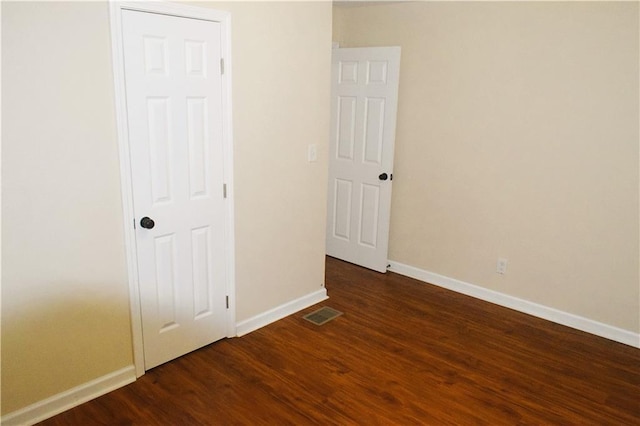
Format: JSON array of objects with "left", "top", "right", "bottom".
[
  {"left": 333, "top": 179, "right": 353, "bottom": 240},
  {"left": 122, "top": 9, "right": 227, "bottom": 370},
  {"left": 187, "top": 98, "right": 209, "bottom": 198},
  {"left": 326, "top": 47, "right": 401, "bottom": 273},
  {"left": 337, "top": 96, "right": 357, "bottom": 159},
  {"left": 363, "top": 98, "right": 385, "bottom": 164},
  {"left": 359, "top": 183, "right": 380, "bottom": 248}
]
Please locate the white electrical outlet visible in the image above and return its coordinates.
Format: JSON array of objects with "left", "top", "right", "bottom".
[
  {"left": 497, "top": 258, "right": 508, "bottom": 274},
  {"left": 308, "top": 144, "right": 317, "bottom": 162}
]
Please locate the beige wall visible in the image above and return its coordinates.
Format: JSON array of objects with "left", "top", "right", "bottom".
[
  {"left": 2, "top": 0, "right": 331, "bottom": 415},
  {"left": 334, "top": 2, "right": 639, "bottom": 332},
  {"left": 1, "top": 2, "right": 133, "bottom": 414},
  {"left": 205, "top": 1, "right": 331, "bottom": 321}
]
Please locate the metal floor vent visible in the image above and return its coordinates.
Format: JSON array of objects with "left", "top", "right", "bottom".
[{"left": 303, "top": 306, "right": 343, "bottom": 326}]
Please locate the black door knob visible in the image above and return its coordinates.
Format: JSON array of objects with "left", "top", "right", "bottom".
[
  {"left": 140, "top": 217, "right": 155, "bottom": 229},
  {"left": 379, "top": 173, "right": 389, "bottom": 181}
]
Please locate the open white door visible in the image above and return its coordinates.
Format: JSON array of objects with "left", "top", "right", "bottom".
[
  {"left": 121, "top": 9, "right": 230, "bottom": 370},
  {"left": 326, "top": 47, "right": 401, "bottom": 273}
]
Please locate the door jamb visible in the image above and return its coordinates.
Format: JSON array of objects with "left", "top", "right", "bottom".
[{"left": 109, "top": 1, "right": 236, "bottom": 378}]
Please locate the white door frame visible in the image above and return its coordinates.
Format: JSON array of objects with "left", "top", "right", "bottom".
[{"left": 109, "top": 1, "right": 235, "bottom": 377}]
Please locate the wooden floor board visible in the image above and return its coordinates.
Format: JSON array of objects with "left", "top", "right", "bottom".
[{"left": 40, "top": 257, "right": 640, "bottom": 425}]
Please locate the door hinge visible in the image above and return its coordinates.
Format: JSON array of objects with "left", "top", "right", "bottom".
[
  {"left": 226, "top": 295, "right": 229, "bottom": 309},
  {"left": 220, "top": 58, "right": 225, "bottom": 75},
  {"left": 223, "top": 183, "right": 227, "bottom": 198}
]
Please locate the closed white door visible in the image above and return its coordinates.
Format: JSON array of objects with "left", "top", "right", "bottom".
[
  {"left": 122, "top": 10, "right": 228, "bottom": 369},
  {"left": 326, "top": 47, "right": 401, "bottom": 273}
]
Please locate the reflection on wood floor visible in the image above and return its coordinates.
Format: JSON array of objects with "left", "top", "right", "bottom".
[{"left": 41, "top": 256, "right": 640, "bottom": 425}]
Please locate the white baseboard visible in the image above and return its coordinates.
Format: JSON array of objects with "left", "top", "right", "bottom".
[
  {"left": 2, "top": 365, "right": 136, "bottom": 426},
  {"left": 236, "top": 288, "right": 329, "bottom": 337},
  {"left": 388, "top": 260, "right": 640, "bottom": 349}
]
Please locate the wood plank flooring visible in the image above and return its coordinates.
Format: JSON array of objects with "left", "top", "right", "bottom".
[{"left": 40, "top": 257, "right": 640, "bottom": 425}]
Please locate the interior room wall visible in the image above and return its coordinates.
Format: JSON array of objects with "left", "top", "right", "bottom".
[
  {"left": 2, "top": 0, "right": 332, "bottom": 415},
  {"left": 2, "top": 2, "right": 133, "bottom": 414},
  {"left": 206, "top": 1, "right": 332, "bottom": 321},
  {"left": 333, "top": 2, "right": 639, "bottom": 333}
]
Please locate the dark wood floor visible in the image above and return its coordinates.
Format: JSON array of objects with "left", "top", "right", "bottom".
[{"left": 41, "top": 257, "right": 640, "bottom": 425}]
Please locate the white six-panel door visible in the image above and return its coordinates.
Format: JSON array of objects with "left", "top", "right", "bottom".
[
  {"left": 122, "top": 9, "right": 228, "bottom": 369},
  {"left": 326, "top": 47, "right": 401, "bottom": 273}
]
